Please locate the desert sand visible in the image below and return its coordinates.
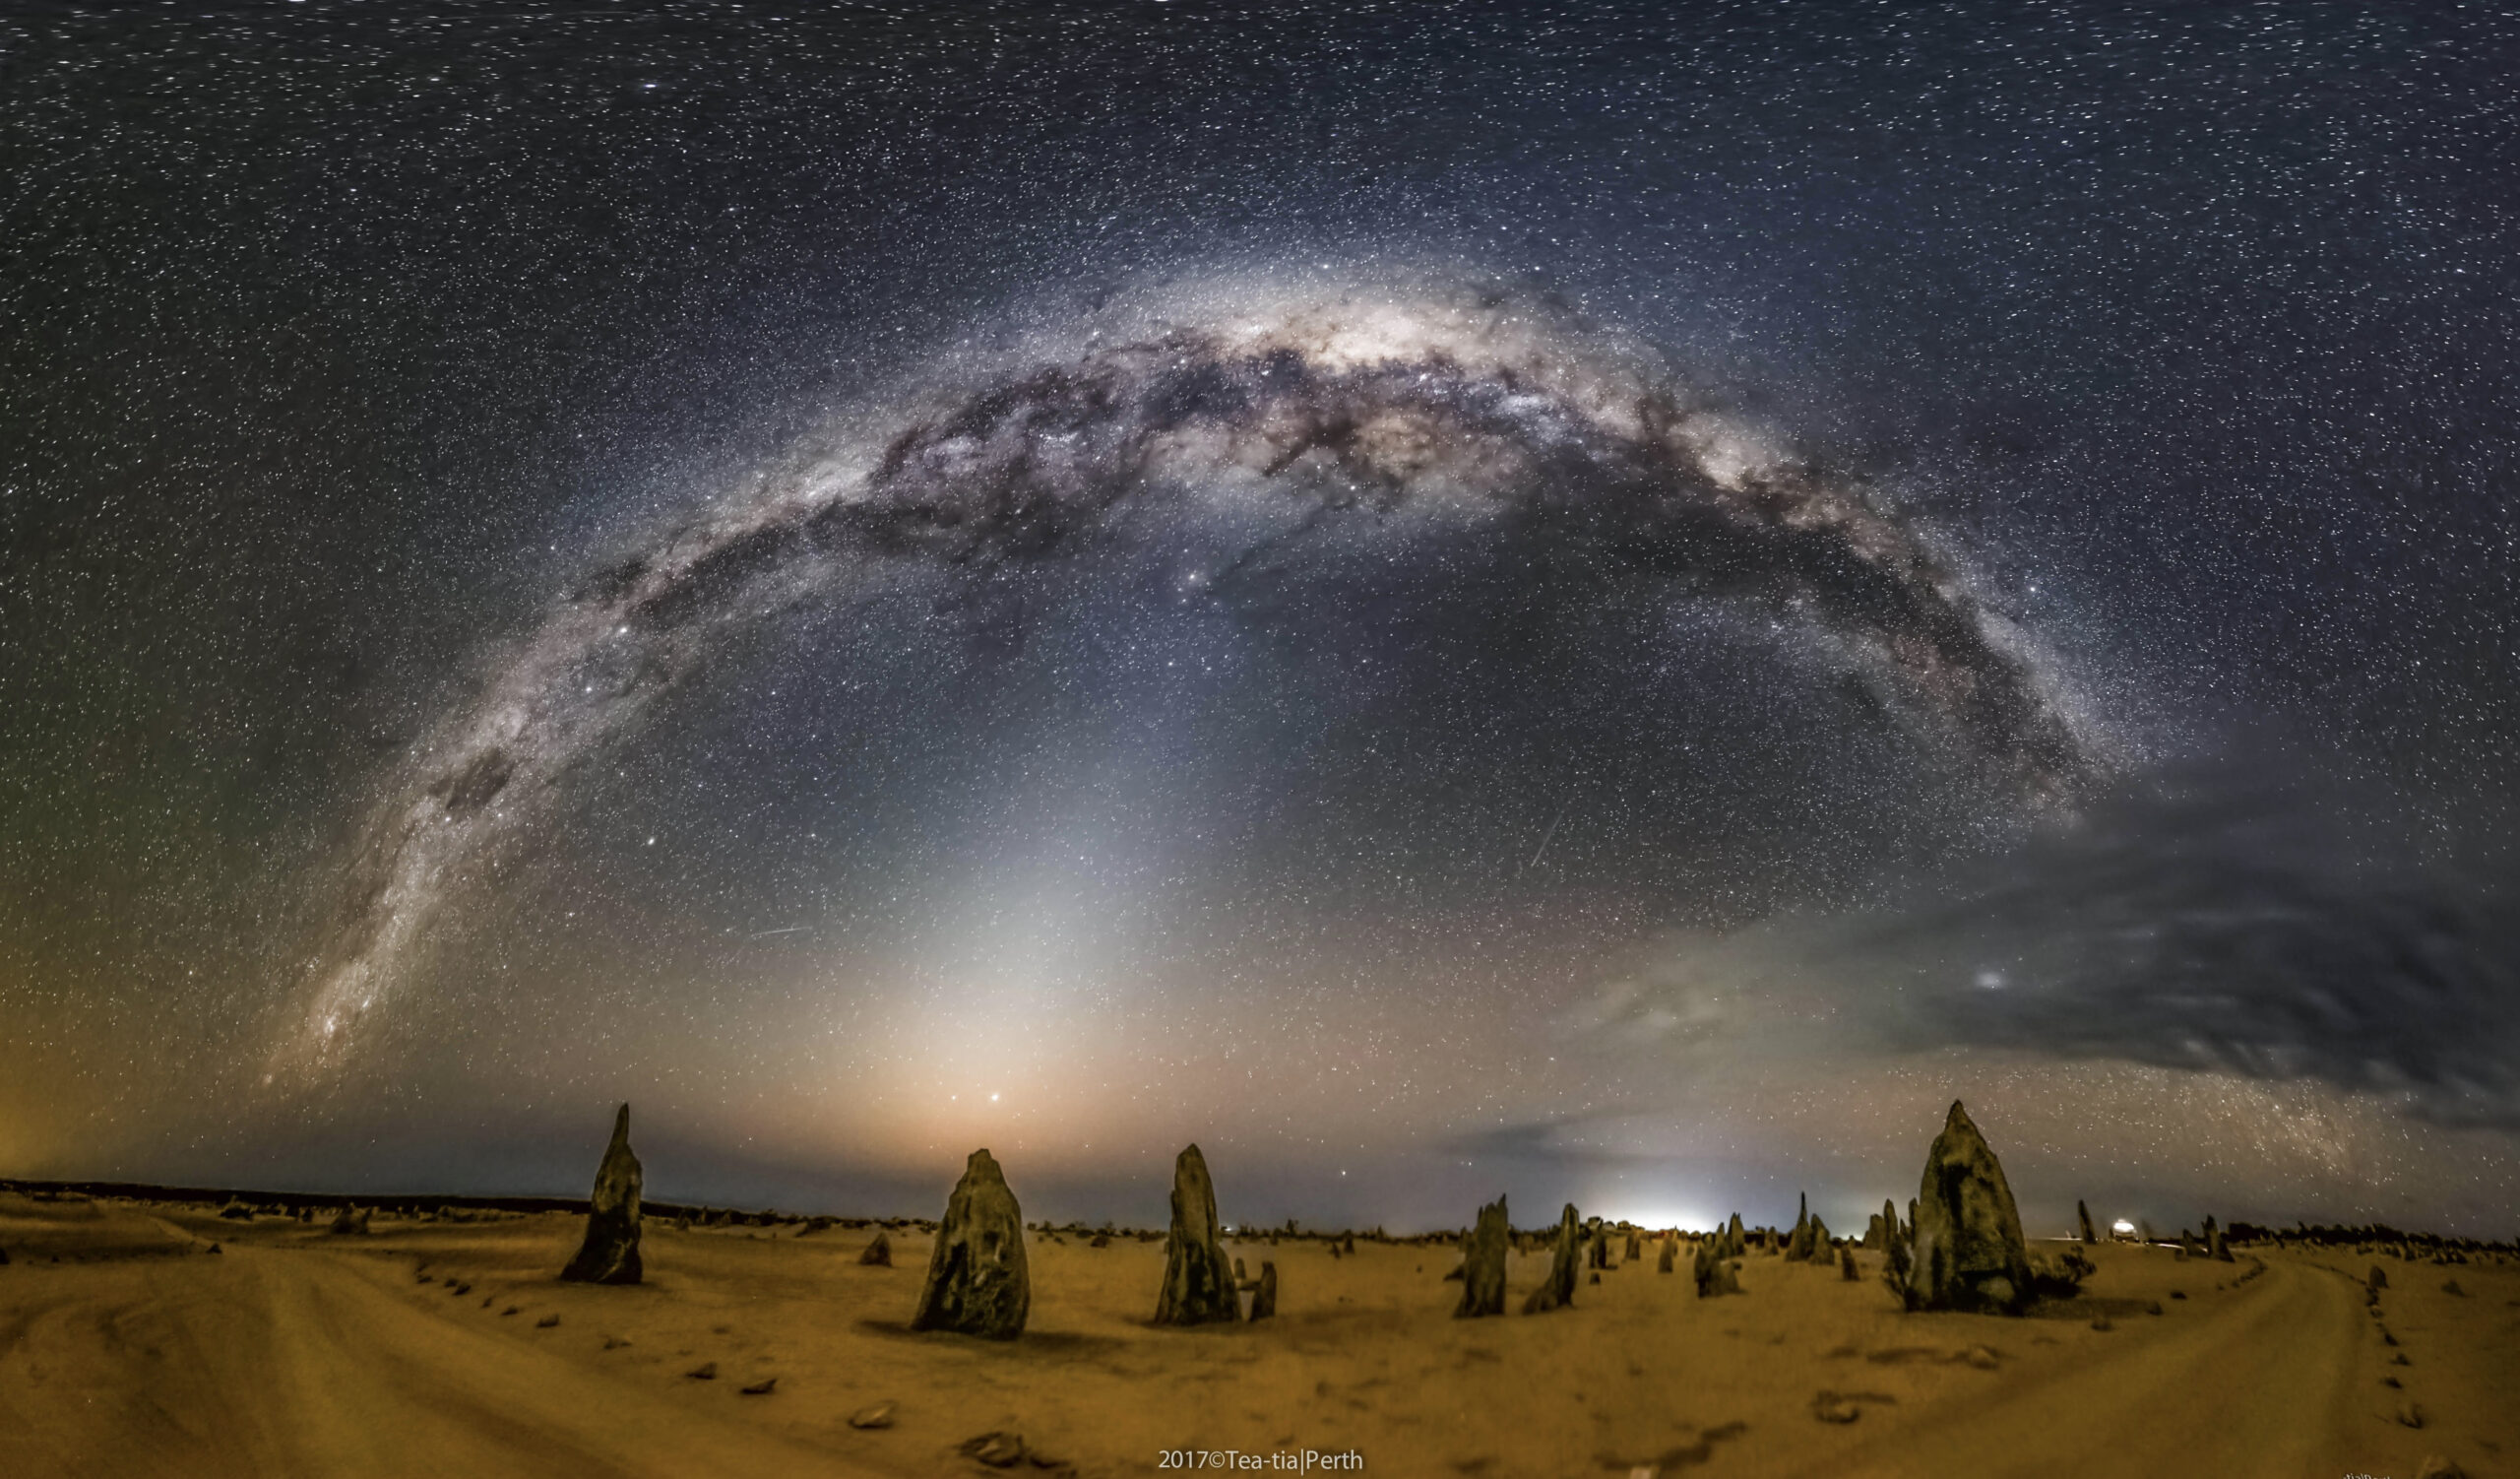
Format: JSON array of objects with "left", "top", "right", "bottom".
[{"left": 1, "top": 1190, "right": 2511, "bottom": 1478}]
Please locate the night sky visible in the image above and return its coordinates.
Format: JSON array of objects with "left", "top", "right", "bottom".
[{"left": 6, "top": 2, "right": 2518, "bottom": 1239}]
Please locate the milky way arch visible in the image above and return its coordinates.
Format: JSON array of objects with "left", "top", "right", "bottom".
[{"left": 273, "top": 289, "right": 2095, "bottom": 1078}]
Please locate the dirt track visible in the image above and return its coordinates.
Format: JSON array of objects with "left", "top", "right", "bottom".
[
  {"left": 2, "top": 1193, "right": 2507, "bottom": 1479},
  {"left": 0, "top": 1212, "right": 869, "bottom": 1478}
]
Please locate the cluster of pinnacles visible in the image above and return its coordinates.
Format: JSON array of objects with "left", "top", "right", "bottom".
[
  {"left": 556, "top": 1115, "right": 1273, "bottom": 1339},
  {"left": 554, "top": 1096, "right": 2128, "bottom": 1335}
]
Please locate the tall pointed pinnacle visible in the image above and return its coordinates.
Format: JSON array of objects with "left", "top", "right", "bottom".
[
  {"left": 911, "top": 1148, "right": 1031, "bottom": 1338},
  {"left": 560, "top": 1102, "right": 643, "bottom": 1285},
  {"left": 1154, "top": 1143, "right": 1240, "bottom": 1324},
  {"left": 1787, "top": 1190, "right": 1815, "bottom": 1261},
  {"left": 1904, "top": 1099, "right": 2032, "bottom": 1315},
  {"left": 1455, "top": 1194, "right": 1508, "bottom": 1318}
]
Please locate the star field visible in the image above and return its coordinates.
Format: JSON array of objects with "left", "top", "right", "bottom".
[{"left": 3, "top": 2, "right": 2517, "bottom": 1237}]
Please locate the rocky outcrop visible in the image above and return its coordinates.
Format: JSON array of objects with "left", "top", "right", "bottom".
[
  {"left": 1786, "top": 1193, "right": 1814, "bottom": 1261},
  {"left": 1657, "top": 1239, "right": 1676, "bottom": 1274},
  {"left": 329, "top": 1204, "right": 370, "bottom": 1237},
  {"left": 1153, "top": 1144, "right": 1239, "bottom": 1325},
  {"left": 859, "top": 1231, "right": 894, "bottom": 1266},
  {"left": 1900, "top": 1101, "right": 2032, "bottom": 1315},
  {"left": 1455, "top": 1195, "right": 1509, "bottom": 1318},
  {"left": 2205, "top": 1215, "right": 2233, "bottom": 1262},
  {"left": 1249, "top": 1261, "right": 1278, "bottom": 1321},
  {"left": 560, "top": 1105, "right": 641, "bottom": 1284},
  {"left": 911, "top": 1148, "right": 1030, "bottom": 1339},
  {"left": 1520, "top": 1204, "right": 1581, "bottom": 1314},
  {"left": 1692, "top": 1238, "right": 1741, "bottom": 1297}
]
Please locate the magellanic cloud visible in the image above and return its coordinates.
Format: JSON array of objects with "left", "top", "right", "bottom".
[{"left": 1579, "top": 774, "right": 2520, "bottom": 1127}]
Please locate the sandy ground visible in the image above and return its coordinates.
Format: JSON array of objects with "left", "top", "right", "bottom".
[{"left": 1, "top": 1191, "right": 2511, "bottom": 1478}]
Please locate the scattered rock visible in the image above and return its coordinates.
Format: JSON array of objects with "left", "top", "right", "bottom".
[
  {"left": 2416, "top": 1455, "right": 2467, "bottom": 1479},
  {"left": 1625, "top": 1229, "right": 1643, "bottom": 1262},
  {"left": 2077, "top": 1199, "right": 2098, "bottom": 1245},
  {"left": 1901, "top": 1101, "right": 2033, "bottom": 1315},
  {"left": 329, "top": 1205, "right": 370, "bottom": 1237},
  {"left": 1960, "top": 1344, "right": 2000, "bottom": 1370},
  {"left": 2397, "top": 1400, "right": 2426, "bottom": 1430},
  {"left": 2368, "top": 1264, "right": 2389, "bottom": 1292},
  {"left": 739, "top": 1377, "right": 777, "bottom": 1395},
  {"left": 1089, "top": 1234, "right": 1110, "bottom": 1249},
  {"left": 2382, "top": 1376, "right": 2403, "bottom": 1388},
  {"left": 1589, "top": 1270, "right": 1603, "bottom": 1285},
  {"left": 500, "top": 1306, "right": 521, "bottom": 1317},
  {"left": 1153, "top": 1144, "right": 1239, "bottom": 1326},
  {"left": 1521, "top": 1203, "right": 1582, "bottom": 1314},
  {"left": 2171, "top": 1290, "right": 2186, "bottom": 1300},
  {"left": 1456, "top": 1195, "right": 1508, "bottom": 1318},
  {"left": 2441, "top": 1279, "right": 2467, "bottom": 1296},
  {"left": 912, "top": 1148, "right": 1031, "bottom": 1340},
  {"left": 1812, "top": 1392, "right": 1861, "bottom": 1424},
  {"left": 860, "top": 1231, "right": 893, "bottom": 1267},
  {"left": 2090, "top": 1315, "right": 2112, "bottom": 1331},
  {"left": 602, "top": 1335, "right": 630, "bottom": 1350},
  {"left": 961, "top": 1432, "right": 1027, "bottom": 1467},
  {"left": 2390, "top": 1353, "right": 2412, "bottom": 1367},
  {"left": 686, "top": 1362, "right": 718, "bottom": 1381},
  {"left": 848, "top": 1400, "right": 899, "bottom": 1429},
  {"left": 536, "top": 1314, "right": 559, "bottom": 1328},
  {"left": 559, "top": 1104, "right": 644, "bottom": 1285},
  {"left": 1658, "top": 1240, "right": 1676, "bottom": 1274},
  {"left": 1839, "top": 1246, "right": 1860, "bottom": 1281},
  {"left": 1249, "top": 1261, "right": 1278, "bottom": 1320}
]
